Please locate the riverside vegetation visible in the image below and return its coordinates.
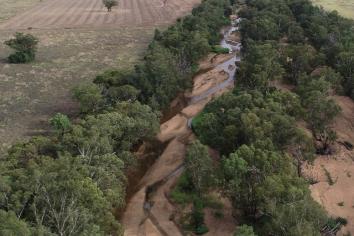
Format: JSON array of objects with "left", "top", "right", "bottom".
[
  {"left": 1, "top": 0, "right": 354, "bottom": 235},
  {"left": 186, "top": 0, "right": 354, "bottom": 235}
]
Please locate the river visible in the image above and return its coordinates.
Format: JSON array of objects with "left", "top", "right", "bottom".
[{"left": 122, "top": 17, "right": 241, "bottom": 236}]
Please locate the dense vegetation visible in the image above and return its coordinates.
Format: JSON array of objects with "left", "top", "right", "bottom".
[
  {"left": 186, "top": 0, "right": 354, "bottom": 234},
  {"left": 0, "top": 0, "right": 233, "bottom": 235}
]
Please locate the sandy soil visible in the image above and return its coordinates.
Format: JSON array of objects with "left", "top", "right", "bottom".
[
  {"left": 198, "top": 53, "right": 234, "bottom": 72},
  {"left": 304, "top": 95, "right": 354, "bottom": 235},
  {"left": 228, "top": 31, "right": 241, "bottom": 43},
  {"left": 332, "top": 96, "right": 354, "bottom": 144},
  {"left": 122, "top": 53, "right": 235, "bottom": 235},
  {"left": 304, "top": 146, "right": 354, "bottom": 235},
  {"left": 0, "top": 0, "right": 200, "bottom": 30},
  {"left": 189, "top": 70, "right": 229, "bottom": 99},
  {"left": 204, "top": 196, "right": 236, "bottom": 236}
]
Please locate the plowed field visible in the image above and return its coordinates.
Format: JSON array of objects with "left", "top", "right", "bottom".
[{"left": 0, "top": 0, "right": 199, "bottom": 30}]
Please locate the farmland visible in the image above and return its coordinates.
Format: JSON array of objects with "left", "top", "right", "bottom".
[
  {"left": 0, "top": 0, "right": 40, "bottom": 24},
  {"left": 0, "top": 0, "right": 199, "bottom": 29},
  {"left": 0, "top": 0, "right": 200, "bottom": 152},
  {"left": 313, "top": 0, "right": 354, "bottom": 19}
]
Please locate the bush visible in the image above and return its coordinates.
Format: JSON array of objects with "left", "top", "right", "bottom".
[
  {"left": 8, "top": 51, "right": 34, "bottom": 63},
  {"left": 234, "top": 225, "right": 257, "bottom": 236},
  {"left": 4, "top": 32, "right": 38, "bottom": 63},
  {"left": 170, "top": 173, "right": 196, "bottom": 205},
  {"left": 72, "top": 83, "right": 103, "bottom": 113},
  {"left": 191, "top": 199, "right": 209, "bottom": 235},
  {"left": 211, "top": 45, "right": 229, "bottom": 54},
  {"left": 195, "top": 225, "right": 209, "bottom": 235},
  {"left": 170, "top": 189, "right": 192, "bottom": 205}
]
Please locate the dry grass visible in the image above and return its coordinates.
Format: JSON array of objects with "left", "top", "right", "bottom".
[
  {"left": 0, "top": 0, "right": 200, "bottom": 30},
  {"left": 312, "top": 0, "right": 354, "bottom": 19},
  {"left": 0, "top": 27, "right": 154, "bottom": 152},
  {"left": 0, "top": 0, "right": 40, "bottom": 24}
]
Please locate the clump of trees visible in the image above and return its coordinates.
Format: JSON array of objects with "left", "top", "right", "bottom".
[
  {"left": 4, "top": 32, "right": 39, "bottom": 63},
  {"left": 0, "top": 101, "right": 159, "bottom": 235},
  {"left": 103, "top": 0, "right": 118, "bottom": 12}
]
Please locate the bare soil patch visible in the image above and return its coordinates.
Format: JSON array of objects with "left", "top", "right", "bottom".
[
  {"left": 304, "top": 146, "right": 354, "bottom": 235},
  {"left": 304, "top": 96, "right": 354, "bottom": 235}
]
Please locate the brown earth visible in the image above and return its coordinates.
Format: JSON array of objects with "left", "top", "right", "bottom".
[
  {"left": 122, "top": 53, "right": 236, "bottom": 236},
  {"left": 0, "top": 0, "right": 200, "bottom": 30},
  {"left": 303, "top": 95, "right": 354, "bottom": 235}
]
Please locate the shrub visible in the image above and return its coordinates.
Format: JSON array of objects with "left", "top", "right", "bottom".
[
  {"left": 72, "top": 83, "right": 103, "bottom": 113},
  {"left": 4, "top": 32, "right": 38, "bottom": 63},
  {"left": 170, "top": 173, "right": 196, "bottom": 205},
  {"left": 195, "top": 225, "right": 209, "bottom": 235},
  {"left": 211, "top": 45, "right": 230, "bottom": 54},
  {"left": 170, "top": 189, "right": 191, "bottom": 205},
  {"left": 191, "top": 199, "right": 209, "bottom": 235}
]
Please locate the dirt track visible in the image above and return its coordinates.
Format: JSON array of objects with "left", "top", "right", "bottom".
[{"left": 0, "top": 0, "right": 200, "bottom": 30}]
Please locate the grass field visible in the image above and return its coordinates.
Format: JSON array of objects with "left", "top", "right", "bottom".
[{"left": 313, "top": 0, "right": 354, "bottom": 19}]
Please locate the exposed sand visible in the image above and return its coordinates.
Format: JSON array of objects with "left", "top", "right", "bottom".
[
  {"left": 204, "top": 196, "right": 236, "bottom": 236},
  {"left": 122, "top": 53, "right": 235, "bottom": 235},
  {"left": 198, "top": 53, "right": 235, "bottom": 72},
  {"left": 304, "top": 95, "right": 354, "bottom": 235},
  {"left": 305, "top": 146, "right": 354, "bottom": 235},
  {"left": 332, "top": 96, "right": 354, "bottom": 144}
]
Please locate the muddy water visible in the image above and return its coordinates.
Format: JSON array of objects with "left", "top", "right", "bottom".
[{"left": 122, "top": 18, "right": 241, "bottom": 236}]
